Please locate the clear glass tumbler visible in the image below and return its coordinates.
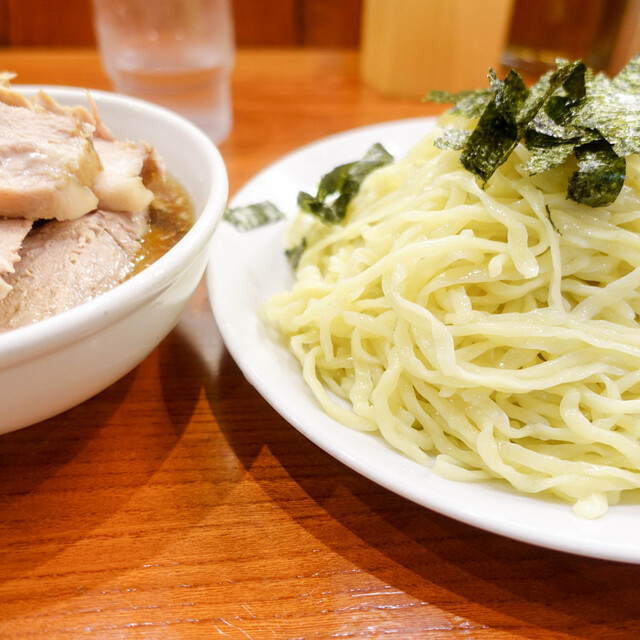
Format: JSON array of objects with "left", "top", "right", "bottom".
[{"left": 92, "top": 0, "right": 235, "bottom": 143}]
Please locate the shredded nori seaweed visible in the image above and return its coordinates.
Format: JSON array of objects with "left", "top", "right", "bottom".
[
  {"left": 524, "top": 129, "right": 579, "bottom": 174},
  {"left": 223, "top": 200, "right": 285, "bottom": 231},
  {"left": 568, "top": 140, "right": 626, "bottom": 207},
  {"left": 297, "top": 143, "right": 393, "bottom": 224},
  {"left": 426, "top": 55, "right": 640, "bottom": 208},
  {"left": 426, "top": 89, "right": 493, "bottom": 118},
  {"left": 433, "top": 128, "right": 470, "bottom": 151},
  {"left": 459, "top": 70, "right": 527, "bottom": 182},
  {"left": 574, "top": 58, "right": 640, "bottom": 156},
  {"left": 224, "top": 144, "right": 394, "bottom": 270},
  {"left": 545, "top": 204, "right": 561, "bottom": 234},
  {"left": 285, "top": 238, "right": 307, "bottom": 269}
]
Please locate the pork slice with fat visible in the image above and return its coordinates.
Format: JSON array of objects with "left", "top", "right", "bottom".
[
  {"left": 0, "top": 209, "right": 149, "bottom": 330},
  {"left": 0, "top": 100, "right": 100, "bottom": 221},
  {"left": 92, "top": 139, "right": 155, "bottom": 213},
  {"left": 33, "top": 91, "right": 157, "bottom": 213}
]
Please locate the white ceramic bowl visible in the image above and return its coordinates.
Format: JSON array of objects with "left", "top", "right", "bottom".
[{"left": 0, "top": 86, "right": 228, "bottom": 435}]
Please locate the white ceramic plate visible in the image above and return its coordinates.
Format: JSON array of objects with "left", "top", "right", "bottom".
[{"left": 207, "top": 118, "right": 640, "bottom": 563}]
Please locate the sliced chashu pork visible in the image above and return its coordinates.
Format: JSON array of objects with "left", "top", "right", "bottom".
[
  {"left": 0, "top": 83, "right": 156, "bottom": 222},
  {"left": 0, "top": 97, "right": 100, "bottom": 220},
  {"left": 33, "top": 89, "right": 157, "bottom": 214},
  {"left": 32, "top": 88, "right": 115, "bottom": 142},
  {"left": 0, "top": 218, "right": 33, "bottom": 300},
  {"left": 0, "top": 79, "right": 165, "bottom": 329},
  {"left": 92, "top": 138, "right": 154, "bottom": 213},
  {"left": 0, "top": 208, "right": 149, "bottom": 330}
]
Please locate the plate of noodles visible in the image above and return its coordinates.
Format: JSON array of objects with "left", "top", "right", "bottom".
[{"left": 208, "top": 116, "right": 640, "bottom": 563}]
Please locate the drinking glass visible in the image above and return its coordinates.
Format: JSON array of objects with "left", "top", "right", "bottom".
[{"left": 92, "top": 0, "right": 235, "bottom": 143}]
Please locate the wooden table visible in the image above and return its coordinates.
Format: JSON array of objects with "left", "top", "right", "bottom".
[{"left": 0, "top": 48, "right": 639, "bottom": 639}]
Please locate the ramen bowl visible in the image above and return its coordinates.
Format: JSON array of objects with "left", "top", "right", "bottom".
[{"left": 0, "top": 87, "right": 228, "bottom": 435}]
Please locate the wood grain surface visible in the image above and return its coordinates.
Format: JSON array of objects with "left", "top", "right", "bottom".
[{"left": 0, "top": 48, "right": 639, "bottom": 640}]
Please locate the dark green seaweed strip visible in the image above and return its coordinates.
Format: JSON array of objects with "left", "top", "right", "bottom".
[
  {"left": 459, "top": 71, "right": 527, "bottom": 183},
  {"left": 285, "top": 238, "right": 307, "bottom": 269},
  {"left": 575, "top": 55, "right": 640, "bottom": 157},
  {"left": 223, "top": 200, "right": 286, "bottom": 231},
  {"left": 425, "top": 89, "right": 493, "bottom": 118},
  {"left": 524, "top": 130, "right": 577, "bottom": 174},
  {"left": 298, "top": 143, "right": 393, "bottom": 225},
  {"left": 568, "top": 140, "right": 626, "bottom": 208},
  {"left": 423, "top": 57, "right": 640, "bottom": 208},
  {"left": 434, "top": 128, "right": 471, "bottom": 151}
]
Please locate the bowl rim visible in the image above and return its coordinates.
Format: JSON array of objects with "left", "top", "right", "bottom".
[{"left": 0, "top": 85, "right": 228, "bottom": 368}]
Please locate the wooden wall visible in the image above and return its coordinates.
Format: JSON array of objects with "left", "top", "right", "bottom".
[
  {"left": 0, "top": 0, "right": 96, "bottom": 47},
  {"left": 0, "top": 0, "right": 363, "bottom": 47}
]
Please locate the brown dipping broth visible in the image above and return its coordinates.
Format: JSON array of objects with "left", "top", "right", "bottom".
[{"left": 133, "top": 174, "right": 195, "bottom": 274}]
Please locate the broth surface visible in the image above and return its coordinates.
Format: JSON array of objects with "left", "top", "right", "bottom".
[{"left": 133, "top": 174, "right": 195, "bottom": 274}]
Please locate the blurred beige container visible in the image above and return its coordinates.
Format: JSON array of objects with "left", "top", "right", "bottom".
[{"left": 361, "top": 0, "right": 514, "bottom": 98}]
